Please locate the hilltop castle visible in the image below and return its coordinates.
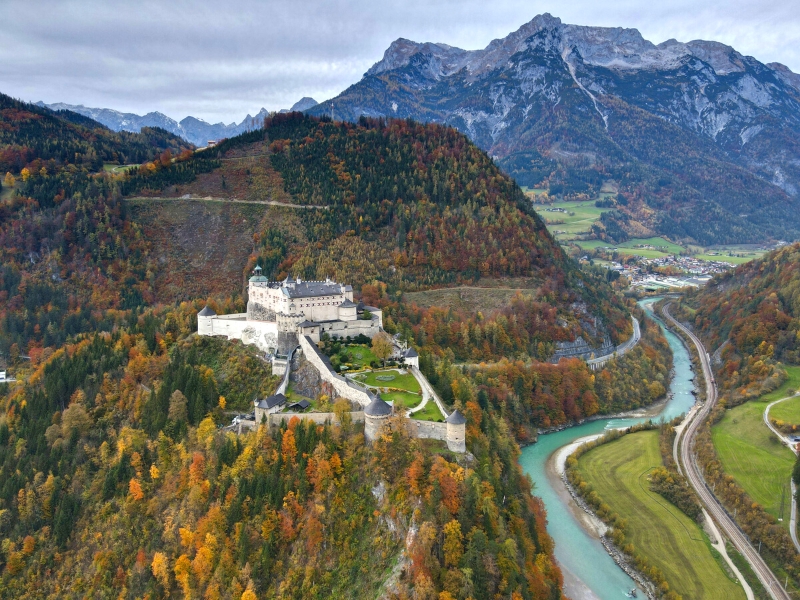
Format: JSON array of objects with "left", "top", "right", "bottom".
[{"left": 198, "top": 266, "right": 383, "bottom": 354}]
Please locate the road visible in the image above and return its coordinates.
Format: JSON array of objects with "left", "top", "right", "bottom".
[
  {"left": 128, "top": 195, "right": 329, "bottom": 209},
  {"left": 586, "top": 315, "right": 640, "bottom": 369},
  {"left": 763, "top": 394, "right": 800, "bottom": 553},
  {"left": 662, "top": 302, "right": 792, "bottom": 600}
]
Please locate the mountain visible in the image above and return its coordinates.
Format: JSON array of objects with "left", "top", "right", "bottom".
[
  {"left": 281, "top": 96, "right": 318, "bottom": 113},
  {"left": 308, "top": 14, "right": 800, "bottom": 246},
  {"left": 0, "top": 92, "right": 190, "bottom": 175},
  {"left": 37, "top": 101, "right": 272, "bottom": 147}
]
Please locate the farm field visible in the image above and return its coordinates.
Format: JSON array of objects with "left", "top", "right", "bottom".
[
  {"left": 576, "top": 430, "right": 745, "bottom": 599},
  {"left": 764, "top": 366, "right": 800, "bottom": 424},
  {"left": 761, "top": 365, "right": 800, "bottom": 404},
  {"left": 530, "top": 199, "right": 768, "bottom": 265},
  {"left": 532, "top": 200, "right": 608, "bottom": 242},
  {"left": 711, "top": 399, "right": 796, "bottom": 526}
]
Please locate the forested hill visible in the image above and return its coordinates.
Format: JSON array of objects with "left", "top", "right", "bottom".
[
  {"left": 677, "top": 242, "right": 800, "bottom": 401},
  {"left": 0, "top": 111, "right": 674, "bottom": 598},
  {"left": 121, "top": 112, "right": 633, "bottom": 348},
  {"left": 308, "top": 15, "right": 800, "bottom": 246},
  {"left": 0, "top": 92, "right": 191, "bottom": 176}
]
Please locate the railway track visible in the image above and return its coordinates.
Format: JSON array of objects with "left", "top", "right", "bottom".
[{"left": 662, "top": 302, "right": 792, "bottom": 600}]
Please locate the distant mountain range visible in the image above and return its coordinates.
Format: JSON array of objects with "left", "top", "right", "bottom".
[
  {"left": 36, "top": 97, "right": 318, "bottom": 147},
  {"left": 308, "top": 14, "right": 800, "bottom": 245}
]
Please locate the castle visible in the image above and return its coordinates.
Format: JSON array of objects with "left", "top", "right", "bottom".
[
  {"left": 198, "top": 266, "right": 466, "bottom": 453},
  {"left": 197, "top": 266, "right": 383, "bottom": 355}
]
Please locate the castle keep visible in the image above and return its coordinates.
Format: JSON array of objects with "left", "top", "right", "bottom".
[{"left": 198, "top": 266, "right": 383, "bottom": 354}]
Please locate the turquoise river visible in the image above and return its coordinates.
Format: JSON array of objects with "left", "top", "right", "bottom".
[{"left": 519, "top": 298, "right": 697, "bottom": 599}]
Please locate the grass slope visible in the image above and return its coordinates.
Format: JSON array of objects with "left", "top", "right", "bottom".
[
  {"left": 712, "top": 399, "right": 796, "bottom": 525},
  {"left": 577, "top": 430, "right": 745, "bottom": 600}
]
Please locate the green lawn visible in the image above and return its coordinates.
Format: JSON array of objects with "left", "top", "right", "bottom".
[
  {"left": 410, "top": 402, "right": 444, "bottom": 422},
  {"left": 533, "top": 200, "right": 608, "bottom": 241},
  {"left": 381, "top": 390, "right": 423, "bottom": 410},
  {"left": 574, "top": 236, "right": 683, "bottom": 259},
  {"left": 770, "top": 396, "right": 800, "bottom": 428},
  {"left": 354, "top": 369, "right": 421, "bottom": 393},
  {"left": 761, "top": 366, "right": 800, "bottom": 404},
  {"left": 342, "top": 344, "right": 378, "bottom": 369},
  {"left": 711, "top": 400, "right": 795, "bottom": 525},
  {"left": 577, "top": 431, "right": 746, "bottom": 600},
  {"left": 103, "top": 163, "right": 137, "bottom": 174}
]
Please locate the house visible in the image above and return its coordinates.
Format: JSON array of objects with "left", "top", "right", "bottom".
[
  {"left": 287, "top": 399, "right": 311, "bottom": 412},
  {"left": 254, "top": 393, "right": 287, "bottom": 423},
  {"left": 402, "top": 348, "right": 419, "bottom": 368}
]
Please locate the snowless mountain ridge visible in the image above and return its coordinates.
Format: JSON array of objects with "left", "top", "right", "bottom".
[
  {"left": 367, "top": 13, "right": 798, "bottom": 84},
  {"left": 309, "top": 13, "right": 800, "bottom": 245},
  {"left": 37, "top": 97, "right": 318, "bottom": 147}
]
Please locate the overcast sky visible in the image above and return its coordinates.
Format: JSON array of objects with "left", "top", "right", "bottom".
[{"left": 2, "top": 0, "right": 799, "bottom": 124}]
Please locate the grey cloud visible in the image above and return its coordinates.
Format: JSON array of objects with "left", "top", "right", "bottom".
[{"left": 1, "top": 0, "right": 798, "bottom": 123}]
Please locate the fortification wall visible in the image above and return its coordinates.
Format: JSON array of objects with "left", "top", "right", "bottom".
[
  {"left": 270, "top": 411, "right": 365, "bottom": 427},
  {"left": 298, "top": 335, "right": 373, "bottom": 407},
  {"left": 404, "top": 419, "right": 448, "bottom": 441}
]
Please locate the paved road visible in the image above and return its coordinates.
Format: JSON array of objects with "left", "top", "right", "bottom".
[
  {"left": 763, "top": 394, "right": 800, "bottom": 553},
  {"left": 663, "top": 302, "right": 792, "bottom": 600},
  {"left": 586, "top": 315, "right": 640, "bottom": 368}
]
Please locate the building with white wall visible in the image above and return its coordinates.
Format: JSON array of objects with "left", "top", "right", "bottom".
[{"left": 197, "top": 266, "right": 383, "bottom": 352}]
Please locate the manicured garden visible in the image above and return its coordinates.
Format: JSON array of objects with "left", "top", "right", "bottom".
[
  {"left": 410, "top": 402, "right": 444, "bottom": 422},
  {"left": 354, "top": 369, "right": 421, "bottom": 393}
]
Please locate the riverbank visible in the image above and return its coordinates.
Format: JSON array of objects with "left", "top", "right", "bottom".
[
  {"left": 518, "top": 297, "right": 700, "bottom": 598},
  {"left": 550, "top": 432, "right": 657, "bottom": 599}
]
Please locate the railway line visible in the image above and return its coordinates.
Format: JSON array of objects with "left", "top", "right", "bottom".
[{"left": 662, "top": 302, "right": 792, "bottom": 600}]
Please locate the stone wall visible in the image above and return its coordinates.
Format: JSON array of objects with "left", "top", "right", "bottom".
[
  {"left": 403, "top": 419, "right": 448, "bottom": 441},
  {"left": 270, "top": 411, "right": 365, "bottom": 426},
  {"left": 298, "top": 335, "right": 373, "bottom": 407}
]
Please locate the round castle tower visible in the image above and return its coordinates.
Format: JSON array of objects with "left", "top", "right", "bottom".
[
  {"left": 445, "top": 409, "right": 466, "bottom": 453},
  {"left": 364, "top": 393, "right": 392, "bottom": 442},
  {"left": 197, "top": 305, "right": 216, "bottom": 335}
]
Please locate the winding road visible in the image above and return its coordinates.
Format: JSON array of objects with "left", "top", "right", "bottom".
[
  {"left": 763, "top": 394, "right": 800, "bottom": 553},
  {"left": 662, "top": 302, "right": 792, "bottom": 600}
]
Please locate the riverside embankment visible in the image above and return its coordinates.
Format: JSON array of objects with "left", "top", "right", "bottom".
[{"left": 518, "top": 299, "right": 697, "bottom": 599}]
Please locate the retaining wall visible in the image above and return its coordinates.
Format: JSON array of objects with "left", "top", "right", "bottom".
[
  {"left": 270, "top": 411, "right": 365, "bottom": 426},
  {"left": 403, "top": 419, "right": 448, "bottom": 441},
  {"left": 298, "top": 335, "right": 373, "bottom": 407}
]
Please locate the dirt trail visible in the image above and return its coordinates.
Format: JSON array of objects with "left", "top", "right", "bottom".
[{"left": 129, "top": 195, "right": 328, "bottom": 209}]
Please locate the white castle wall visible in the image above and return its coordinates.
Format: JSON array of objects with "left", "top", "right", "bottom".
[
  {"left": 298, "top": 335, "right": 373, "bottom": 407},
  {"left": 198, "top": 313, "right": 279, "bottom": 353}
]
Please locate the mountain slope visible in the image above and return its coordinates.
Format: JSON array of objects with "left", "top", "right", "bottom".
[
  {"left": 675, "top": 242, "right": 800, "bottom": 405},
  {"left": 309, "top": 14, "right": 800, "bottom": 245}
]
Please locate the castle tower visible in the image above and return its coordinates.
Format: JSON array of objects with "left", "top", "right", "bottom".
[
  {"left": 197, "top": 305, "right": 216, "bottom": 336},
  {"left": 364, "top": 393, "right": 392, "bottom": 442},
  {"left": 445, "top": 409, "right": 466, "bottom": 453}
]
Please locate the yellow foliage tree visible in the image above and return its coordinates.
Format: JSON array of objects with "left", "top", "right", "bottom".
[
  {"left": 442, "top": 520, "right": 463, "bottom": 567},
  {"left": 128, "top": 478, "right": 144, "bottom": 501},
  {"left": 151, "top": 551, "right": 170, "bottom": 587}
]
